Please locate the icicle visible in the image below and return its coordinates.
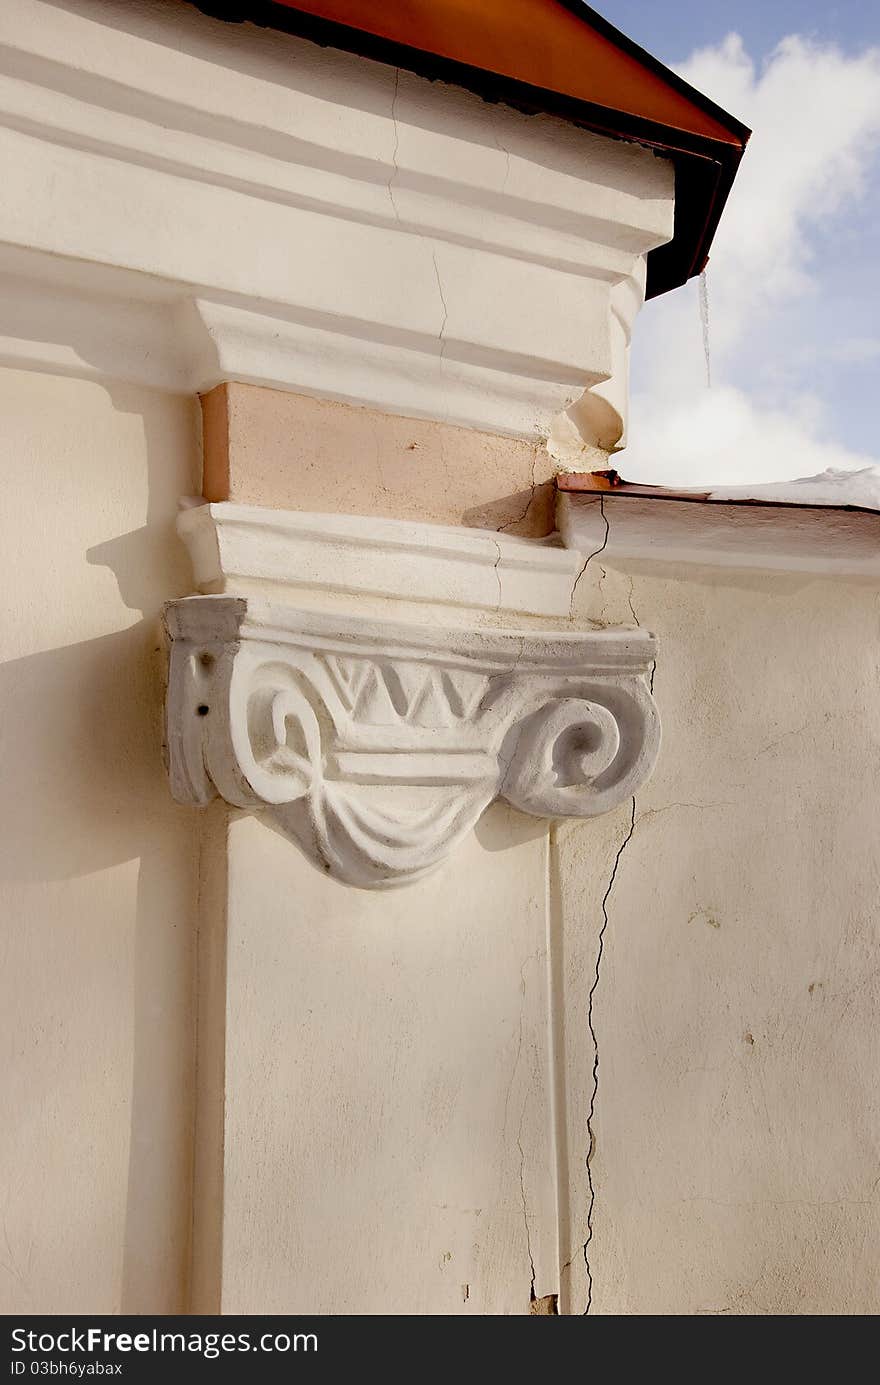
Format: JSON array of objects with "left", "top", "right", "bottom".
[{"left": 698, "top": 268, "right": 711, "bottom": 388}]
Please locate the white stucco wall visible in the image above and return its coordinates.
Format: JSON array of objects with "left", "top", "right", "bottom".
[
  {"left": 1, "top": 362, "right": 877, "bottom": 1316},
  {"left": 0, "top": 366, "right": 199, "bottom": 1313},
  {"left": 203, "top": 807, "right": 555, "bottom": 1316},
  {"left": 559, "top": 559, "right": 880, "bottom": 1314},
  {"left": 0, "top": 0, "right": 875, "bottom": 1323},
  {"left": 175, "top": 498, "right": 880, "bottom": 1315},
  {"left": 196, "top": 566, "right": 880, "bottom": 1317}
]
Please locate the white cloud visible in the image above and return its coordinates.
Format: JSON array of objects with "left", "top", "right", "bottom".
[
  {"left": 621, "top": 33, "right": 880, "bottom": 487},
  {"left": 628, "top": 383, "right": 877, "bottom": 486}
]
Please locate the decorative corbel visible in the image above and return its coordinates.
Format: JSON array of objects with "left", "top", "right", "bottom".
[{"left": 164, "top": 595, "right": 660, "bottom": 888}]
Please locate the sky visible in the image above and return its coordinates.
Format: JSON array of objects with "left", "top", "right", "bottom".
[{"left": 593, "top": 1, "right": 880, "bottom": 486}]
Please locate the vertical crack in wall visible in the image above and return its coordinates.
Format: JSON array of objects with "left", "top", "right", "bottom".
[
  {"left": 569, "top": 496, "right": 609, "bottom": 618},
  {"left": 497, "top": 446, "right": 539, "bottom": 533},
  {"left": 431, "top": 248, "right": 449, "bottom": 364},
  {"left": 626, "top": 575, "right": 638, "bottom": 626},
  {"left": 518, "top": 1130, "right": 537, "bottom": 1306},
  {"left": 491, "top": 538, "right": 504, "bottom": 608},
  {"left": 579, "top": 568, "right": 655, "bottom": 1312},
  {"left": 491, "top": 116, "right": 512, "bottom": 194},
  {"left": 628, "top": 574, "right": 657, "bottom": 694},
  {"left": 503, "top": 950, "right": 543, "bottom": 1310},
  {"left": 386, "top": 68, "right": 450, "bottom": 395},
  {"left": 547, "top": 823, "right": 573, "bottom": 1315},
  {"left": 387, "top": 68, "right": 402, "bottom": 223},
  {"left": 582, "top": 796, "right": 637, "bottom": 1314}
]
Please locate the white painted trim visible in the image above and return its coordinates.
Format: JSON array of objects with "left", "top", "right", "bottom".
[
  {"left": 0, "top": 0, "right": 673, "bottom": 438},
  {"left": 164, "top": 595, "right": 660, "bottom": 887},
  {"left": 558, "top": 491, "right": 880, "bottom": 577},
  {"left": 178, "top": 501, "right": 589, "bottom": 619}
]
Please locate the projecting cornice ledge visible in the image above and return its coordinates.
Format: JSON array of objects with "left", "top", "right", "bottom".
[{"left": 164, "top": 596, "right": 660, "bottom": 888}]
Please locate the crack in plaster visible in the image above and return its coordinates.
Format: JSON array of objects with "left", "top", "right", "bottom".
[
  {"left": 629, "top": 583, "right": 654, "bottom": 707},
  {"left": 384, "top": 73, "right": 456, "bottom": 406},
  {"left": 491, "top": 538, "right": 504, "bottom": 608},
  {"left": 569, "top": 576, "right": 736, "bottom": 1313},
  {"left": 518, "top": 1128, "right": 537, "bottom": 1307},
  {"left": 431, "top": 248, "right": 449, "bottom": 364},
  {"left": 636, "top": 799, "right": 732, "bottom": 827},
  {"left": 568, "top": 500, "right": 648, "bottom": 1313},
  {"left": 502, "top": 956, "right": 530, "bottom": 1140},
  {"left": 491, "top": 117, "right": 512, "bottom": 195},
  {"left": 503, "top": 949, "right": 545, "bottom": 1312},
  {"left": 386, "top": 70, "right": 450, "bottom": 393},
  {"left": 582, "top": 795, "right": 637, "bottom": 1314},
  {"left": 592, "top": 563, "right": 611, "bottom": 624},
  {"left": 625, "top": 569, "right": 655, "bottom": 693},
  {"left": 626, "top": 574, "right": 639, "bottom": 626},
  {"left": 756, "top": 723, "right": 812, "bottom": 757},
  {"left": 684, "top": 1181, "right": 880, "bottom": 1210},
  {"left": 569, "top": 496, "right": 609, "bottom": 618},
  {"left": 497, "top": 446, "right": 540, "bottom": 534},
  {"left": 387, "top": 69, "right": 402, "bottom": 223}
]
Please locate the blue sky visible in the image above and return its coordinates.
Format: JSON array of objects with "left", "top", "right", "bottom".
[
  {"left": 600, "top": 1, "right": 879, "bottom": 64},
  {"left": 589, "top": 2, "right": 880, "bottom": 484}
]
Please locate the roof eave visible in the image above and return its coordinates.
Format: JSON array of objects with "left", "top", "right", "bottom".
[{"left": 188, "top": 1, "right": 750, "bottom": 297}]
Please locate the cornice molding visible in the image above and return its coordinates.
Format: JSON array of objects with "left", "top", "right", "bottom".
[
  {"left": 177, "top": 501, "right": 587, "bottom": 618},
  {"left": 0, "top": 0, "right": 673, "bottom": 440},
  {"left": 557, "top": 489, "right": 880, "bottom": 577},
  {"left": 164, "top": 595, "right": 660, "bottom": 887}
]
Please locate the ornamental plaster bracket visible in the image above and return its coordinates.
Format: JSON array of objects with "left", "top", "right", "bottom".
[{"left": 164, "top": 595, "right": 660, "bottom": 889}]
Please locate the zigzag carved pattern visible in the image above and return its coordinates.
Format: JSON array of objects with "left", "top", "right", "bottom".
[{"left": 322, "top": 655, "right": 486, "bottom": 727}]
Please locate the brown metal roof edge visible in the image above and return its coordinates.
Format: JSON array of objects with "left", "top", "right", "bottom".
[
  {"left": 556, "top": 1, "right": 750, "bottom": 146},
  {"left": 556, "top": 470, "right": 880, "bottom": 517},
  {"left": 187, "top": 2, "right": 748, "bottom": 298}
]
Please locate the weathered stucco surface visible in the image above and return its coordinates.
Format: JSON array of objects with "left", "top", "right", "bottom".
[
  {"left": 0, "top": 361, "right": 877, "bottom": 1315},
  {"left": 558, "top": 557, "right": 880, "bottom": 1314},
  {"left": 0, "top": 366, "right": 199, "bottom": 1313},
  {"left": 201, "top": 383, "right": 556, "bottom": 537},
  {"left": 197, "top": 547, "right": 880, "bottom": 1317},
  {"left": 0, "top": 1, "right": 874, "bottom": 1315},
  {"left": 203, "top": 806, "right": 557, "bottom": 1316}
]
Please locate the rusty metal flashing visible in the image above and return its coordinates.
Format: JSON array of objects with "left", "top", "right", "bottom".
[{"left": 557, "top": 470, "right": 880, "bottom": 517}]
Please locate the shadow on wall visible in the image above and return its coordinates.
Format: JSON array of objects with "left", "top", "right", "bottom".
[{"left": 0, "top": 372, "right": 200, "bottom": 1314}]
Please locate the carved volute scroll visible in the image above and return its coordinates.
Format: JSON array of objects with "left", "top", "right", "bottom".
[{"left": 164, "top": 596, "right": 660, "bottom": 889}]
